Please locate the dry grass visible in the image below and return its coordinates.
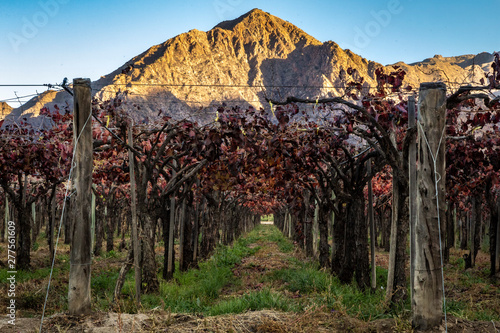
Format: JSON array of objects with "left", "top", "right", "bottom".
[
  {"left": 3, "top": 309, "right": 500, "bottom": 333},
  {"left": 27, "top": 309, "right": 397, "bottom": 333}
]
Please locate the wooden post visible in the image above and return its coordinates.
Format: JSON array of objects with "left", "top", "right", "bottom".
[
  {"left": 471, "top": 197, "right": 476, "bottom": 267},
  {"left": 313, "top": 200, "right": 319, "bottom": 257},
  {"left": 412, "top": 82, "right": 446, "bottom": 329},
  {"left": 179, "top": 198, "right": 186, "bottom": 270},
  {"left": 330, "top": 190, "right": 336, "bottom": 263},
  {"left": 128, "top": 122, "right": 141, "bottom": 304},
  {"left": 68, "top": 78, "right": 92, "bottom": 315},
  {"left": 286, "top": 211, "right": 291, "bottom": 238},
  {"left": 283, "top": 211, "right": 289, "bottom": 237},
  {"left": 386, "top": 167, "right": 398, "bottom": 302},
  {"left": 495, "top": 199, "right": 500, "bottom": 273},
  {"left": 408, "top": 95, "right": 417, "bottom": 300},
  {"left": 4, "top": 196, "right": 9, "bottom": 241},
  {"left": 50, "top": 194, "right": 56, "bottom": 263},
  {"left": 470, "top": 197, "right": 482, "bottom": 267},
  {"left": 31, "top": 202, "right": 36, "bottom": 230},
  {"left": 167, "top": 162, "right": 176, "bottom": 278},
  {"left": 367, "top": 159, "right": 376, "bottom": 290},
  {"left": 91, "top": 190, "right": 95, "bottom": 252},
  {"left": 193, "top": 197, "right": 202, "bottom": 262}
]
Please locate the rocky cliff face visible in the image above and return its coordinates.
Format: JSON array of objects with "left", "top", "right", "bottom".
[
  {"left": 3, "top": 9, "right": 495, "bottom": 125},
  {"left": 2, "top": 90, "right": 70, "bottom": 127},
  {"left": 0, "top": 102, "right": 12, "bottom": 120},
  {"left": 396, "top": 52, "right": 494, "bottom": 90},
  {"left": 91, "top": 8, "right": 384, "bottom": 122}
]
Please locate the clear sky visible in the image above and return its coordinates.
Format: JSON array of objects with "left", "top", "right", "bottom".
[{"left": 0, "top": 0, "right": 498, "bottom": 104}]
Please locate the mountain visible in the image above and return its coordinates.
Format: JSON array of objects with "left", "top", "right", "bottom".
[
  {"left": 90, "top": 8, "right": 382, "bottom": 122},
  {"left": 2, "top": 9, "right": 496, "bottom": 126},
  {"left": 1, "top": 90, "right": 70, "bottom": 128},
  {"left": 398, "top": 52, "right": 494, "bottom": 88},
  {"left": 0, "top": 102, "right": 12, "bottom": 120}
]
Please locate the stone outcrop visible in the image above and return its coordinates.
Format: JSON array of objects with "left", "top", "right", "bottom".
[{"left": 0, "top": 102, "right": 12, "bottom": 120}]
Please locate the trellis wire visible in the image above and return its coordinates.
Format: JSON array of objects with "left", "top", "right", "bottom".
[{"left": 492, "top": 320, "right": 499, "bottom": 332}]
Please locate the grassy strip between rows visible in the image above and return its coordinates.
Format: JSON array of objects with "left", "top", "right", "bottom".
[
  {"left": 107, "top": 224, "right": 500, "bottom": 323},
  {"left": 112, "top": 228, "right": 262, "bottom": 313},
  {"left": 1, "top": 223, "right": 499, "bottom": 324},
  {"left": 110, "top": 225, "right": 395, "bottom": 319}
]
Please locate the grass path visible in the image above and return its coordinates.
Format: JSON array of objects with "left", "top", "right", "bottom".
[{"left": 2, "top": 224, "right": 500, "bottom": 332}]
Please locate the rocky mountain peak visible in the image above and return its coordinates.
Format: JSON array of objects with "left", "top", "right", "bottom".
[
  {"left": 214, "top": 8, "right": 321, "bottom": 47},
  {"left": 2, "top": 10, "right": 495, "bottom": 126},
  {"left": 214, "top": 8, "right": 269, "bottom": 31}
]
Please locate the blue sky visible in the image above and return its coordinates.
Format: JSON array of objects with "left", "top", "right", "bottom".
[{"left": 0, "top": 0, "right": 498, "bottom": 103}]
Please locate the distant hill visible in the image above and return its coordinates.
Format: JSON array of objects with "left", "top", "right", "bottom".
[
  {"left": 3, "top": 9, "right": 496, "bottom": 126},
  {"left": 0, "top": 102, "right": 12, "bottom": 120},
  {"left": 401, "top": 52, "right": 494, "bottom": 88}
]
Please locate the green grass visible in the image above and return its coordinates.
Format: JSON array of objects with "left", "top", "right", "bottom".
[
  {"left": 117, "top": 227, "right": 262, "bottom": 314},
  {"left": 92, "top": 270, "right": 120, "bottom": 293},
  {"left": 269, "top": 264, "right": 330, "bottom": 293},
  {"left": 446, "top": 299, "right": 467, "bottom": 317},
  {"left": 101, "top": 249, "right": 120, "bottom": 259},
  {"left": 8, "top": 224, "right": 500, "bottom": 325},
  {"left": 209, "top": 288, "right": 299, "bottom": 315},
  {"left": 258, "top": 224, "right": 294, "bottom": 253},
  {"left": 445, "top": 298, "right": 499, "bottom": 321},
  {"left": 261, "top": 214, "right": 274, "bottom": 222},
  {"left": 0, "top": 252, "right": 72, "bottom": 314},
  {"left": 0, "top": 266, "right": 56, "bottom": 283},
  {"left": 442, "top": 248, "right": 500, "bottom": 322},
  {"left": 266, "top": 261, "right": 392, "bottom": 320},
  {"left": 459, "top": 270, "right": 487, "bottom": 288},
  {"left": 92, "top": 270, "right": 120, "bottom": 309},
  {"left": 481, "top": 236, "right": 490, "bottom": 253},
  {"left": 468, "top": 307, "right": 499, "bottom": 321},
  {"left": 450, "top": 255, "right": 466, "bottom": 270}
]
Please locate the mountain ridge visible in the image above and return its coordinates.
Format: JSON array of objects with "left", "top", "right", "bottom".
[
  {"left": 0, "top": 102, "right": 12, "bottom": 118},
  {"left": 2, "top": 8, "right": 495, "bottom": 124}
]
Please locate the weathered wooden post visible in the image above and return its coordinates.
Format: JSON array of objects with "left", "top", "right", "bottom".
[
  {"left": 192, "top": 194, "right": 202, "bottom": 262},
  {"left": 68, "top": 78, "right": 92, "bottom": 315},
  {"left": 166, "top": 162, "right": 177, "bottom": 279},
  {"left": 3, "top": 196, "right": 9, "bottom": 242},
  {"left": 408, "top": 95, "right": 417, "bottom": 300},
  {"left": 412, "top": 82, "right": 446, "bottom": 329},
  {"left": 386, "top": 154, "right": 398, "bottom": 302},
  {"left": 179, "top": 198, "right": 186, "bottom": 270},
  {"left": 49, "top": 194, "right": 56, "bottom": 264},
  {"left": 330, "top": 191, "right": 336, "bottom": 263},
  {"left": 90, "top": 188, "right": 95, "bottom": 252},
  {"left": 367, "top": 159, "right": 376, "bottom": 290},
  {"left": 496, "top": 197, "right": 500, "bottom": 272},
  {"left": 313, "top": 201, "right": 319, "bottom": 257},
  {"left": 496, "top": 199, "right": 500, "bottom": 272},
  {"left": 128, "top": 122, "right": 141, "bottom": 304}
]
